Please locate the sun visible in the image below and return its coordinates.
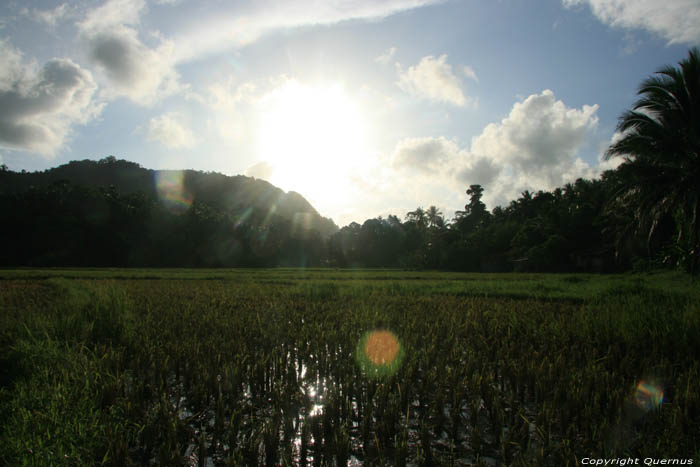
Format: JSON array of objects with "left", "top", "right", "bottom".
[{"left": 255, "top": 79, "right": 371, "bottom": 209}]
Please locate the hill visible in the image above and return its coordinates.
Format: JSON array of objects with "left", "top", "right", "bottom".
[
  {"left": 0, "top": 157, "right": 338, "bottom": 267},
  {"left": 0, "top": 156, "right": 338, "bottom": 238}
]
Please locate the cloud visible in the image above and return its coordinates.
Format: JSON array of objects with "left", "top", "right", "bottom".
[
  {"left": 147, "top": 113, "right": 195, "bottom": 148},
  {"left": 389, "top": 89, "right": 601, "bottom": 211},
  {"left": 471, "top": 89, "right": 598, "bottom": 178},
  {"left": 469, "top": 89, "right": 600, "bottom": 205},
  {"left": 562, "top": 0, "right": 700, "bottom": 45},
  {"left": 596, "top": 131, "right": 625, "bottom": 171},
  {"left": 172, "top": 0, "right": 444, "bottom": 62},
  {"left": 0, "top": 40, "right": 100, "bottom": 156},
  {"left": 206, "top": 77, "right": 260, "bottom": 144},
  {"left": 245, "top": 161, "right": 274, "bottom": 180},
  {"left": 397, "top": 54, "right": 472, "bottom": 107},
  {"left": 78, "top": 0, "right": 184, "bottom": 104},
  {"left": 375, "top": 46, "right": 397, "bottom": 65},
  {"left": 462, "top": 65, "right": 478, "bottom": 82},
  {"left": 79, "top": 0, "right": 145, "bottom": 32},
  {"left": 392, "top": 136, "right": 459, "bottom": 172},
  {"left": 455, "top": 155, "right": 501, "bottom": 188},
  {"left": 392, "top": 136, "right": 501, "bottom": 190},
  {"left": 23, "top": 3, "right": 72, "bottom": 27}
]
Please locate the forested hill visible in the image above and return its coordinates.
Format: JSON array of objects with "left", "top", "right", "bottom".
[
  {"left": 0, "top": 157, "right": 338, "bottom": 237},
  {"left": 0, "top": 157, "right": 338, "bottom": 267}
]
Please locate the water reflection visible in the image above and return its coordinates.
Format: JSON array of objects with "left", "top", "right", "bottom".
[{"left": 165, "top": 339, "right": 525, "bottom": 465}]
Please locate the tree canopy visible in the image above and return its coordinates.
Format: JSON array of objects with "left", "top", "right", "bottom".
[{"left": 606, "top": 47, "right": 700, "bottom": 274}]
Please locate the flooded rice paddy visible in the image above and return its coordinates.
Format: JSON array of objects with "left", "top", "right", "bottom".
[{"left": 1, "top": 270, "right": 698, "bottom": 465}]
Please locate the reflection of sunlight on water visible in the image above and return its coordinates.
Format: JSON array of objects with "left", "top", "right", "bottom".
[{"left": 291, "top": 357, "right": 330, "bottom": 464}]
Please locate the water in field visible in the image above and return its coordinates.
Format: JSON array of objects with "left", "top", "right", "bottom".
[
  {"left": 4, "top": 273, "right": 691, "bottom": 465},
  {"left": 167, "top": 340, "right": 540, "bottom": 466}
]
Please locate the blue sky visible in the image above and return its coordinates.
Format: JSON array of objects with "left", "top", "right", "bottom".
[{"left": 1, "top": 0, "right": 698, "bottom": 226}]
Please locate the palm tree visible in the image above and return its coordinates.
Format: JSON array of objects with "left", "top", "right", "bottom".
[
  {"left": 406, "top": 207, "right": 427, "bottom": 228},
  {"left": 605, "top": 48, "right": 700, "bottom": 275},
  {"left": 426, "top": 205, "right": 445, "bottom": 229}
]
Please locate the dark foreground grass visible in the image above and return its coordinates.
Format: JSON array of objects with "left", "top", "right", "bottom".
[{"left": 1, "top": 269, "right": 698, "bottom": 466}]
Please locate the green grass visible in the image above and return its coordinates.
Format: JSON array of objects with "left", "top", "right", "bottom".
[{"left": 1, "top": 269, "right": 698, "bottom": 465}]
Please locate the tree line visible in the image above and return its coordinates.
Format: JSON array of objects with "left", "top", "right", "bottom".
[
  {"left": 1, "top": 48, "right": 698, "bottom": 274},
  {"left": 0, "top": 179, "right": 325, "bottom": 268}
]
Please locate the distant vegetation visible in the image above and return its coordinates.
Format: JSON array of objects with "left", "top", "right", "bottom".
[
  {"left": 0, "top": 160, "right": 685, "bottom": 273},
  {"left": 0, "top": 157, "right": 337, "bottom": 267},
  {"left": 1, "top": 48, "right": 698, "bottom": 274}
]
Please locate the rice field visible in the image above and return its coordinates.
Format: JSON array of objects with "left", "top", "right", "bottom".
[{"left": 1, "top": 269, "right": 699, "bottom": 466}]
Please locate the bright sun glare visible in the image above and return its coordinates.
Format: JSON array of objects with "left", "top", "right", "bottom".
[{"left": 256, "top": 80, "right": 371, "bottom": 209}]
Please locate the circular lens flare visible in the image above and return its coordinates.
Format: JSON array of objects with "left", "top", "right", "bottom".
[
  {"left": 365, "top": 330, "right": 399, "bottom": 365},
  {"left": 634, "top": 381, "right": 663, "bottom": 411},
  {"left": 356, "top": 329, "right": 404, "bottom": 378},
  {"left": 155, "top": 170, "right": 192, "bottom": 212}
]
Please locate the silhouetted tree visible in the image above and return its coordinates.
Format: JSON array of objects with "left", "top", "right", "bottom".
[
  {"left": 605, "top": 48, "right": 700, "bottom": 274},
  {"left": 426, "top": 206, "right": 445, "bottom": 229},
  {"left": 455, "top": 184, "right": 490, "bottom": 233},
  {"left": 405, "top": 207, "right": 428, "bottom": 229}
]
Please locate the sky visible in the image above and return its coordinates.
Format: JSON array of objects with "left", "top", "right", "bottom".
[{"left": 1, "top": 0, "right": 699, "bottom": 227}]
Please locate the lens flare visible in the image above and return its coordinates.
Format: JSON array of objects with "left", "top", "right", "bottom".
[
  {"left": 356, "top": 330, "right": 404, "bottom": 378},
  {"left": 155, "top": 170, "right": 192, "bottom": 212},
  {"left": 234, "top": 207, "right": 254, "bottom": 228},
  {"left": 634, "top": 381, "right": 663, "bottom": 411}
]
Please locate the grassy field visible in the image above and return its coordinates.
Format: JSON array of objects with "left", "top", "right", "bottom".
[{"left": 1, "top": 269, "right": 699, "bottom": 466}]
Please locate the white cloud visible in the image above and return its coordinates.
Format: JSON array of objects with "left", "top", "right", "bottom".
[
  {"left": 397, "top": 54, "right": 472, "bottom": 107},
  {"left": 0, "top": 40, "right": 25, "bottom": 90},
  {"left": 172, "top": 0, "right": 444, "bottom": 62},
  {"left": 462, "top": 65, "right": 478, "bottom": 82},
  {"left": 563, "top": 0, "right": 700, "bottom": 45},
  {"left": 206, "top": 77, "right": 260, "bottom": 144},
  {"left": 596, "top": 131, "right": 625, "bottom": 171},
  {"left": 472, "top": 90, "right": 598, "bottom": 174},
  {"left": 375, "top": 46, "right": 397, "bottom": 65},
  {"left": 23, "top": 3, "right": 72, "bottom": 27},
  {"left": 245, "top": 161, "right": 274, "bottom": 180},
  {"left": 470, "top": 89, "right": 600, "bottom": 205},
  {"left": 147, "top": 113, "right": 195, "bottom": 148},
  {"left": 208, "top": 79, "right": 257, "bottom": 111},
  {"left": 78, "top": 0, "right": 184, "bottom": 104},
  {"left": 79, "top": 0, "right": 145, "bottom": 33},
  {"left": 0, "top": 40, "right": 100, "bottom": 156},
  {"left": 388, "top": 89, "right": 602, "bottom": 211}
]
